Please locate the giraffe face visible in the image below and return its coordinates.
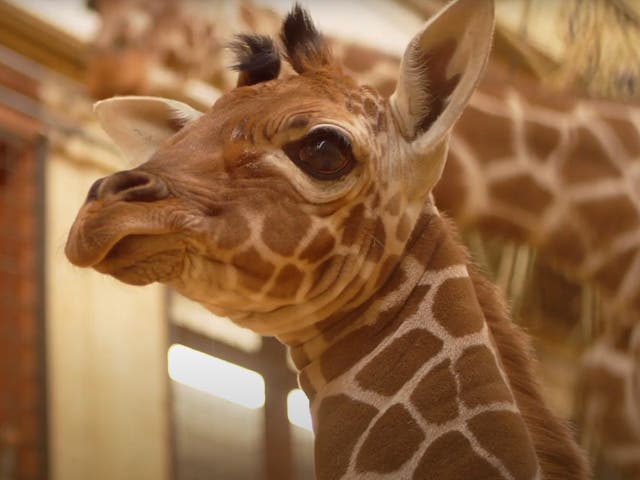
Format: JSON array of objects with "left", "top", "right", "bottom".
[
  {"left": 67, "top": 63, "right": 413, "bottom": 332},
  {"left": 67, "top": 2, "right": 495, "bottom": 335}
]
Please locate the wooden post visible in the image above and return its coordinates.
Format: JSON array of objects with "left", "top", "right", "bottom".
[{"left": 262, "top": 338, "right": 293, "bottom": 480}]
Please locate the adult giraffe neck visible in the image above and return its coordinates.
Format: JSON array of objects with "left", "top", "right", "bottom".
[
  {"left": 440, "top": 70, "right": 640, "bottom": 313},
  {"left": 288, "top": 202, "right": 586, "bottom": 479}
]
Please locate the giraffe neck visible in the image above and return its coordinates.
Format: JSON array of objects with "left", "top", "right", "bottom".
[
  {"left": 290, "top": 202, "right": 586, "bottom": 480},
  {"left": 436, "top": 68, "right": 640, "bottom": 316}
]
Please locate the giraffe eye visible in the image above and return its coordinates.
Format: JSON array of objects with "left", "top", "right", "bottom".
[{"left": 284, "top": 127, "right": 356, "bottom": 180}]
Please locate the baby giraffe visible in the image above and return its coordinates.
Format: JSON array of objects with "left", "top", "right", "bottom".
[{"left": 66, "top": 1, "right": 588, "bottom": 478}]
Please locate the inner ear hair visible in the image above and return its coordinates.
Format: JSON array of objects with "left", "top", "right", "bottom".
[
  {"left": 230, "top": 34, "right": 281, "bottom": 87},
  {"left": 414, "top": 38, "right": 461, "bottom": 135},
  {"left": 167, "top": 105, "right": 201, "bottom": 131}
]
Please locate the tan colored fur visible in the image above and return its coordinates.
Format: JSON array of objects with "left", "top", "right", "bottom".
[{"left": 66, "top": 2, "right": 594, "bottom": 478}]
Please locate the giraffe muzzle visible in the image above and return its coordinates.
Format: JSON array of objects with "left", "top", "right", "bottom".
[{"left": 86, "top": 170, "right": 170, "bottom": 204}]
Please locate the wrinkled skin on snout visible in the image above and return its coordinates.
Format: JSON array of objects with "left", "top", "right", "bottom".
[{"left": 65, "top": 75, "right": 419, "bottom": 335}]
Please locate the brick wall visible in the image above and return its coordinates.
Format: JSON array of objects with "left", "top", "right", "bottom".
[{"left": 0, "top": 106, "right": 46, "bottom": 480}]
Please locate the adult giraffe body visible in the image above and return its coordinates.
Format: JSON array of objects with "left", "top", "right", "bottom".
[{"left": 66, "top": 1, "right": 588, "bottom": 478}]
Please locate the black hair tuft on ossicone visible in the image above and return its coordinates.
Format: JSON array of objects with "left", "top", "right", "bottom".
[
  {"left": 229, "top": 34, "right": 281, "bottom": 86},
  {"left": 280, "top": 3, "right": 332, "bottom": 73}
]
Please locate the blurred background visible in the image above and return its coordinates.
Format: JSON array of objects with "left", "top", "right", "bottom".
[{"left": 0, "top": 0, "right": 638, "bottom": 479}]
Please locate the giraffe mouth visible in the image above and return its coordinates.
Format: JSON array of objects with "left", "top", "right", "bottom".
[
  {"left": 65, "top": 201, "right": 176, "bottom": 268},
  {"left": 92, "top": 234, "right": 186, "bottom": 285}
]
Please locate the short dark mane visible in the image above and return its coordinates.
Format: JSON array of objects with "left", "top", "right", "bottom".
[
  {"left": 229, "top": 34, "right": 281, "bottom": 86},
  {"left": 280, "top": 4, "right": 333, "bottom": 73}
]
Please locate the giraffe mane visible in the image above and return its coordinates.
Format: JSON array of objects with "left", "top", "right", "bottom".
[
  {"left": 229, "top": 34, "right": 281, "bottom": 86},
  {"left": 279, "top": 3, "right": 335, "bottom": 74}
]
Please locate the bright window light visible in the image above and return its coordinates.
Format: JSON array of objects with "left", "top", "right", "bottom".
[
  {"left": 168, "top": 344, "right": 265, "bottom": 409},
  {"left": 287, "top": 389, "right": 313, "bottom": 432}
]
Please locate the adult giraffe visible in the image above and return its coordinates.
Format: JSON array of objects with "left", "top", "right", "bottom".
[{"left": 66, "top": 1, "right": 588, "bottom": 478}]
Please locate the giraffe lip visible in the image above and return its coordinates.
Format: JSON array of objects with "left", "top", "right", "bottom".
[
  {"left": 65, "top": 202, "right": 175, "bottom": 268},
  {"left": 92, "top": 235, "right": 146, "bottom": 277},
  {"left": 93, "top": 234, "right": 159, "bottom": 272},
  {"left": 67, "top": 228, "right": 168, "bottom": 268},
  {"left": 92, "top": 233, "right": 187, "bottom": 286}
]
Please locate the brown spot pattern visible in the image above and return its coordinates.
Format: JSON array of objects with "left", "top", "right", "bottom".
[
  {"left": 262, "top": 207, "right": 311, "bottom": 256},
  {"left": 477, "top": 214, "right": 529, "bottom": 243},
  {"left": 299, "top": 228, "right": 336, "bottom": 263},
  {"left": 363, "top": 97, "right": 378, "bottom": 117},
  {"left": 467, "top": 411, "right": 538, "bottom": 479},
  {"left": 308, "top": 255, "right": 343, "bottom": 298},
  {"left": 455, "top": 345, "right": 513, "bottom": 408},
  {"left": 414, "top": 431, "right": 502, "bottom": 479},
  {"left": 518, "top": 82, "right": 577, "bottom": 112},
  {"left": 584, "top": 366, "right": 638, "bottom": 444},
  {"left": 491, "top": 174, "right": 553, "bottom": 215},
  {"left": 375, "top": 111, "right": 387, "bottom": 133},
  {"left": 356, "top": 404, "right": 425, "bottom": 473},
  {"left": 432, "top": 277, "right": 485, "bottom": 337},
  {"left": 297, "top": 370, "right": 316, "bottom": 402},
  {"left": 315, "top": 394, "right": 377, "bottom": 480},
  {"left": 371, "top": 192, "right": 381, "bottom": 210},
  {"left": 319, "top": 283, "right": 429, "bottom": 381},
  {"left": 604, "top": 116, "right": 640, "bottom": 155},
  {"left": 355, "top": 328, "right": 443, "bottom": 396},
  {"left": 428, "top": 228, "right": 468, "bottom": 269},
  {"left": 289, "top": 345, "right": 309, "bottom": 370},
  {"left": 373, "top": 254, "right": 400, "bottom": 290},
  {"left": 320, "top": 324, "right": 389, "bottom": 383},
  {"left": 217, "top": 214, "right": 251, "bottom": 249},
  {"left": 433, "top": 150, "right": 467, "bottom": 218},
  {"left": 401, "top": 284, "right": 431, "bottom": 320},
  {"left": 405, "top": 213, "right": 436, "bottom": 262},
  {"left": 288, "top": 116, "right": 310, "bottom": 130},
  {"left": 385, "top": 192, "right": 401, "bottom": 216},
  {"left": 593, "top": 249, "right": 636, "bottom": 294},
  {"left": 411, "top": 359, "right": 459, "bottom": 424},
  {"left": 232, "top": 247, "right": 275, "bottom": 291},
  {"left": 524, "top": 120, "right": 561, "bottom": 161},
  {"left": 376, "top": 78, "right": 397, "bottom": 98},
  {"left": 342, "top": 44, "right": 378, "bottom": 73},
  {"left": 268, "top": 264, "right": 304, "bottom": 298},
  {"left": 540, "top": 221, "right": 587, "bottom": 267},
  {"left": 576, "top": 195, "right": 639, "bottom": 248},
  {"left": 345, "top": 98, "right": 364, "bottom": 116},
  {"left": 562, "top": 127, "right": 621, "bottom": 184},
  {"left": 366, "top": 218, "right": 386, "bottom": 262},
  {"left": 341, "top": 203, "right": 366, "bottom": 246},
  {"left": 396, "top": 213, "right": 412, "bottom": 242},
  {"left": 456, "top": 107, "right": 514, "bottom": 162}
]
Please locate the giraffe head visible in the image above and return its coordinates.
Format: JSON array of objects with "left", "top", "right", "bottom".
[{"left": 66, "top": 0, "right": 494, "bottom": 338}]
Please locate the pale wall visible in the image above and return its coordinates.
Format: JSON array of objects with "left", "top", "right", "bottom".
[{"left": 45, "top": 114, "right": 170, "bottom": 480}]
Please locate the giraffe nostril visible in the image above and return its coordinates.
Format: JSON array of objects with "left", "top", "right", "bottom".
[
  {"left": 106, "top": 171, "right": 153, "bottom": 192},
  {"left": 92, "top": 170, "right": 170, "bottom": 203},
  {"left": 86, "top": 178, "right": 105, "bottom": 202},
  {"left": 122, "top": 179, "right": 169, "bottom": 202}
]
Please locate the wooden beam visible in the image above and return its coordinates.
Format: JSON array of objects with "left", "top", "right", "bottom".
[
  {"left": 0, "top": 1, "right": 88, "bottom": 81},
  {"left": 262, "top": 338, "right": 293, "bottom": 480},
  {"left": 170, "top": 324, "right": 298, "bottom": 391}
]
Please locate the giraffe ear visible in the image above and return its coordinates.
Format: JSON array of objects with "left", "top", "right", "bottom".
[
  {"left": 390, "top": 0, "right": 494, "bottom": 196},
  {"left": 94, "top": 96, "right": 203, "bottom": 165}
]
